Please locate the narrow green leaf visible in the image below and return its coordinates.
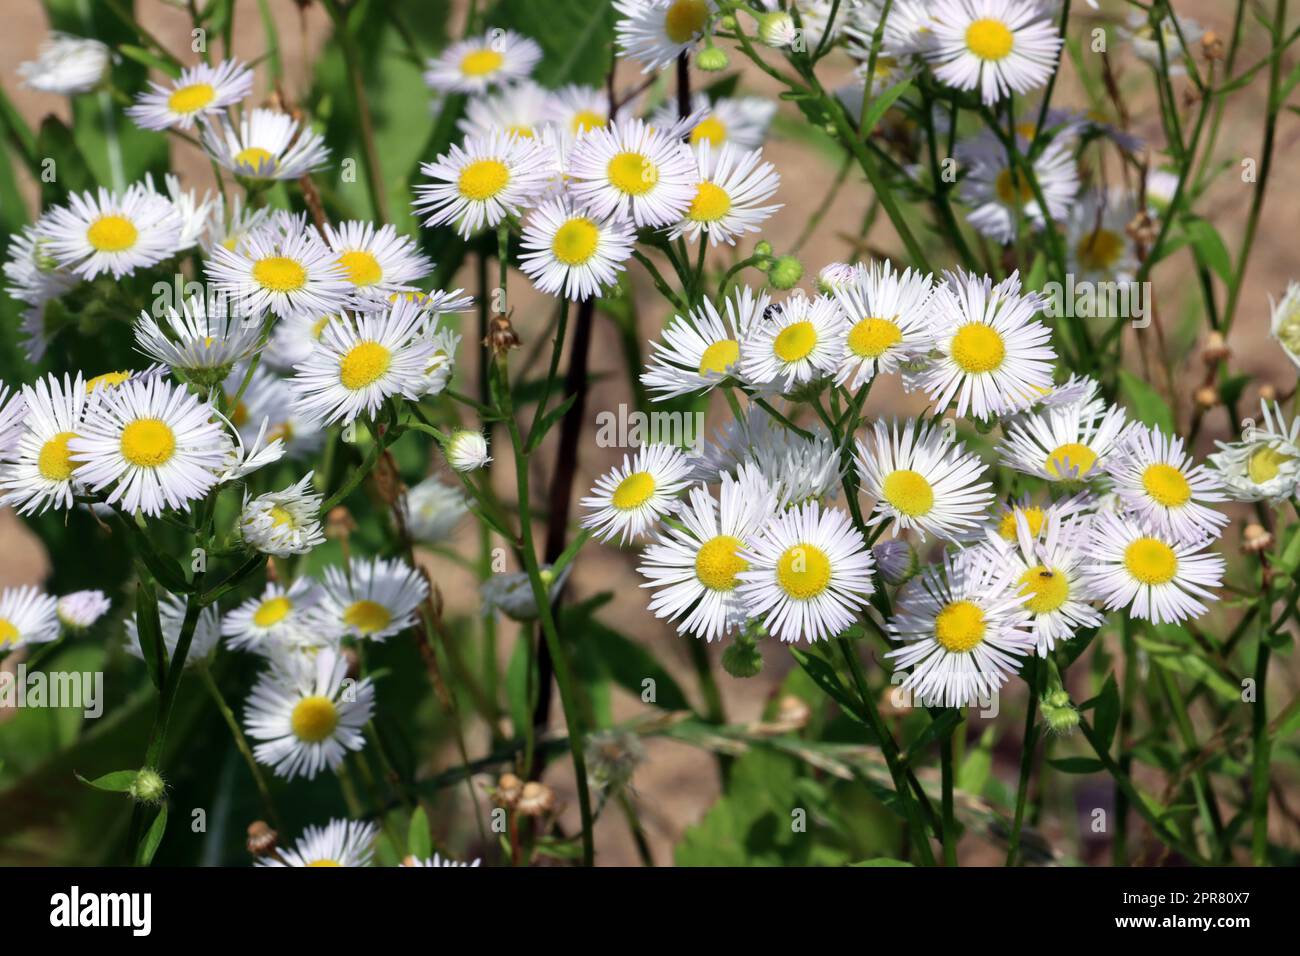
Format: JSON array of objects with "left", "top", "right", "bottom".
[
  {"left": 135, "top": 579, "right": 167, "bottom": 691},
  {"left": 1118, "top": 369, "right": 1175, "bottom": 433},
  {"left": 1093, "top": 674, "right": 1120, "bottom": 753},
  {"left": 75, "top": 769, "right": 138, "bottom": 793},
  {"left": 407, "top": 806, "right": 432, "bottom": 859},
  {"left": 136, "top": 802, "right": 168, "bottom": 866}
]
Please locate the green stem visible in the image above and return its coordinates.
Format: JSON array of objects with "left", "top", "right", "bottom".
[
  {"left": 1005, "top": 657, "right": 1040, "bottom": 866},
  {"left": 197, "top": 664, "right": 281, "bottom": 828},
  {"left": 320, "top": 0, "right": 389, "bottom": 222}
]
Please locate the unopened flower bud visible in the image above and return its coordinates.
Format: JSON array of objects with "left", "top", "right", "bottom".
[
  {"left": 247, "top": 820, "right": 278, "bottom": 857},
  {"left": 446, "top": 430, "right": 491, "bottom": 472},
  {"left": 1201, "top": 30, "right": 1224, "bottom": 61},
  {"left": 1039, "top": 689, "right": 1079, "bottom": 736},
  {"left": 1242, "top": 523, "right": 1273, "bottom": 553},
  {"left": 494, "top": 772, "right": 523, "bottom": 808},
  {"left": 516, "top": 781, "right": 556, "bottom": 817},
  {"left": 769, "top": 256, "right": 803, "bottom": 290},
  {"left": 1201, "top": 331, "right": 1229, "bottom": 365},
  {"left": 1194, "top": 385, "right": 1218, "bottom": 409},
  {"left": 1259, "top": 383, "right": 1278, "bottom": 402},
  {"left": 722, "top": 638, "right": 763, "bottom": 678},
  {"left": 129, "top": 768, "right": 166, "bottom": 805},
  {"left": 697, "top": 46, "right": 729, "bottom": 72},
  {"left": 758, "top": 11, "right": 797, "bottom": 48}
]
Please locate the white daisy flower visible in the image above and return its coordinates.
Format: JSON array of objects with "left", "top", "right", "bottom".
[
  {"left": 1066, "top": 189, "right": 1139, "bottom": 282},
  {"left": 240, "top": 473, "right": 326, "bottom": 557},
  {"left": 38, "top": 183, "right": 182, "bottom": 281},
  {"left": 567, "top": 117, "right": 699, "bottom": 228},
  {"left": 259, "top": 819, "right": 378, "bottom": 867},
  {"left": 161, "top": 173, "right": 219, "bottom": 250},
  {"left": 446, "top": 429, "right": 491, "bottom": 472},
  {"left": 999, "top": 400, "right": 1130, "bottom": 482},
  {"left": 918, "top": 269, "right": 1057, "bottom": 421},
  {"left": 1208, "top": 400, "right": 1300, "bottom": 503},
  {"left": 290, "top": 298, "right": 435, "bottom": 427},
  {"left": 755, "top": 0, "right": 840, "bottom": 49},
  {"left": 422, "top": 30, "right": 542, "bottom": 94},
  {"left": 1268, "top": 280, "right": 1300, "bottom": 370},
  {"left": 201, "top": 107, "right": 330, "bottom": 181},
  {"left": 580, "top": 443, "right": 694, "bottom": 544},
  {"left": 417, "top": 324, "right": 461, "bottom": 398},
  {"left": 323, "top": 220, "right": 432, "bottom": 308},
  {"left": 201, "top": 192, "right": 272, "bottom": 256},
  {"left": 856, "top": 417, "right": 995, "bottom": 542},
  {"left": 403, "top": 476, "right": 469, "bottom": 544},
  {"left": 981, "top": 509, "right": 1102, "bottom": 656},
  {"left": 17, "top": 33, "right": 109, "bottom": 95},
  {"left": 669, "top": 141, "right": 781, "bottom": 246},
  {"left": 1120, "top": 9, "right": 1201, "bottom": 73},
  {"left": 544, "top": 83, "right": 617, "bottom": 136},
  {"left": 0, "top": 385, "right": 27, "bottom": 461},
  {"left": 1145, "top": 167, "right": 1180, "bottom": 214},
  {"left": 206, "top": 222, "right": 351, "bottom": 320},
  {"left": 651, "top": 92, "right": 777, "bottom": 150},
  {"left": 990, "top": 491, "right": 1095, "bottom": 543},
  {"left": 0, "top": 373, "right": 88, "bottom": 515},
  {"left": 223, "top": 578, "right": 327, "bottom": 654},
  {"left": 125, "top": 591, "right": 222, "bottom": 666},
  {"left": 480, "top": 565, "right": 571, "bottom": 622},
  {"left": 412, "top": 130, "right": 552, "bottom": 238},
  {"left": 637, "top": 465, "right": 777, "bottom": 642},
  {"left": 226, "top": 365, "right": 324, "bottom": 460},
  {"left": 82, "top": 365, "right": 166, "bottom": 397},
  {"left": 217, "top": 417, "right": 285, "bottom": 483},
  {"left": 402, "top": 853, "right": 482, "bottom": 867},
  {"left": 458, "top": 79, "right": 552, "bottom": 140},
  {"left": 1104, "top": 425, "right": 1228, "bottom": 544},
  {"left": 69, "top": 375, "right": 232, "bottom": 517},
  {"left": 126, "top": 59, "right": 254, "bottom": 130},
  {"left": 1083, "top": 511, "right": 1224, "bottom": 624},
  {"left": 925, "top": 0, "right": 1063, "bottom": 106},
  {"left": 957, "top": 131, "right": 1078, "bottom": 244},
  {"left": 317, "top": 556, "right": 429, "bottom": 641},
  {"left": 886, "top": 549, "right": 1035, "bottom": 708},
  {"left": 244, "top": 647, "right": 375, "bottom": 780},
  {"left": 642, "top": 285, "right": 768, "bottom": 399},
  {"left": 614, "top": 0, "right": 716, "bottom": 72},
  {"left": 740, "top": 292, "right": 844, "bottom": 393},
  {"left": 134, "top": 294, "right": 264, "bottom": 376},
  {"left": 0, "top": 586, "right": 60, "bottom": 651},
  {"left": 831, "top": 259, "right": 934, "bottom": 389},
  {"left": 56, "top": 590, "right": 111, "bottom": 631},
  {"left": 735, "top": 500, "right": 875, "bottom": 643},
  {"left": 518, "top": 198, "right": 636, "bottom": 301}
]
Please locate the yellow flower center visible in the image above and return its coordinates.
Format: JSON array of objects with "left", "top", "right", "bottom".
[
  {"left": 773, "top": 320, "right": 818, "bottom": 363},
  {"left": 690, "top": 115, "right": 727, "bottom": 146},
  {"left": 571, "top": 110, "right": 606, "bottom": 134},
  {"left": 37, "top": 431, "right": 79, "bottom": 481},
  {"left": 664, "top": 0, "right": 709, "bottom": 43},
  {"left": 1044, "top": 442, "right": 1097, "bottom": 479},
  {"left": 1248, "top": 446, "right": 1293, "bottom": 483},
  {"left": 966, "top": 18, "right": 1015, "bottom": 61},
  {"left": 698, "top": 338, "right": 740, "bottom": 375},
  {"left": 882, "top": 469, "right": 934, "bottom": 517},
  {"left": 457, "top": 158, "right": 511, "bottom": 201},
  {"left": 551, "top": 217, "right": 601, "bottom": 265},
  {"left": 1124, "top": 536, "right": 1178, "bottom": 585},
  {"left": 775, "top": 544, "right": 832, "bottom": 600},
  {"left": 1018, "top": 564, "right": 1069, "bottom": 615},
  {"left": 252, "top": 256, "right": 308, "bottom": 293},
  {"left": 460, "top": 48, "right": 504, "bottom": 77},
  {"left": 269, "top": 505, "right": 296, "bottom": 528},
  {"left": 1142, "top": 462, "right": 1192, "bottom": 507},
  {"left": 0, "top": 618, "right": 18, "bottom": 648},
  {"left": 997, "top": 505, "right": 1045, "bottom": 541},
  {"left": 167, "top": 82, "right": 215, "bottom": 114},
  {"left": 611, "top": 471, "right": 656, "bottom": 510},
  {"left": 86, "top": 215, "right": 138, "bottom": 253},
  {"left": 338, "top": 250, "right": 383, "bottom": 286},
  {"left": 607, "top": 151, "right": 659, "bottom": 195},
  {"left": 86, "top": 370, "right": 132, "bottom": 392},
  {"left": 687, "top": 181, "right": 732, "bottom": 222},
  {"left": 1075, "top": 228, "right": 1125, "bottom": 273},
  {"left": 994, "top": 168, "right": 1035, "bottom": 205},
  {"left": 344, "top": 599, "right": 391, "bottom": 634},
  {"left": 950, "top": 323, "right": 1006, "bottom": 374},
  {"left": 253, "top": 596, "right": 293, "bottom": 628},
  {"left": 339, "top": 341, "right": 392, "bottom": 391},
  {"left": 935, "top": 600, "right": 986, "bottom": 652},
  {"left": 119, "top": 418, "right": 177, "bottom": 468},
  {"left": 290, "top": 695, "right": 339, "bottom": 743},
  {"left": 307, "top": 859, "right": 342, "bottom": 867},
  {"left": 507, "top": 124, "right": 535, "bottom": 139},
  {"left": 847, "top": 317, "right": 902, "bottom": 359},
  {"left": 694, "top": 534, "right": 748, "bottom": 591},
  {"left": 233, "top": 146, "right": 277, "bottom": 172}
]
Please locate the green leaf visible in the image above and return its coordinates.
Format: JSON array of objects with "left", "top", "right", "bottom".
[
  {"left": 1093, "top": 675, "right": 1120, "bottom": 753},
  {"left": 117, "top": 44, "right": 181, "bottom": 79},
  {"left": 75, "top": 769, "right": 138, "bottom": 793},
  {"left": 136, "top": 802, "right": 168, "bottom": 866},
  {"left": 957, "top": 726, "right": 994, "bottom": 795},
  {"left": 581, "top": 618, "right": 693, "bottom": 713},
  {"left": 1183, "top": 216, "right": 1233, "bottom": 284},
  {"left": 1118, "top": 369, "right": 1174, "bottom": 433},
  {"left": 525, "top": 393, "right": 578, "bottom": 452},
  {"left": 859, "top": 80, "right": 912, "bottom": 138},
  {"left": 505, "top": 636, "right": 533, "bottom": 740},
  {"left": 789, "top": 648, "right": 867, "bottom": 726},
  {"left": 407, "top": 806, "right": 432, "bottom": 859},
  {"left": 134, "top": 580, "right": 167, "bottom": 691},
  {"left": 1049, "top": 757, "right": 1105, "bottom": 774}
]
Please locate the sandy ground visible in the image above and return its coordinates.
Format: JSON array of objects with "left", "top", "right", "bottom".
[{"left": 2, "top": 0, "right": 1298, "bottom": 865}]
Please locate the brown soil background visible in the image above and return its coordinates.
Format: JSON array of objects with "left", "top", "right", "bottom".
[{"left": 2, "top": 0, "right": 1297, "bottom": 865}]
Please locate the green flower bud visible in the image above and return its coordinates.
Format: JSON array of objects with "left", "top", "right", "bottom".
[
  {"left": 697, "top": 45, "right": 729, "bottom": 72},
  {"left": 722, "top": 639, "right": 763, "bottom": 678},
  {"left": 1039, "top": 689, "right": 1079, "bottom": 736},
  {"left": 758, "top": 11, "right": 796, "bottom": 48},
  {"left": 129, "top": 768, "right": 167, "bottom": 805},
  {"left": 769, "top": 256, "right": 803, "bottom": 290}
]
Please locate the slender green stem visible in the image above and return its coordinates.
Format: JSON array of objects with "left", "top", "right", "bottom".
[
  {"left": 320, "top": 0, "right": 389, "bottom": 222},
  {"left": 197, "top": 664, "right": 280, "bottom": 828},
  {"left": 1006, "top": 657, "right": 1039, "bottom": 866}
]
